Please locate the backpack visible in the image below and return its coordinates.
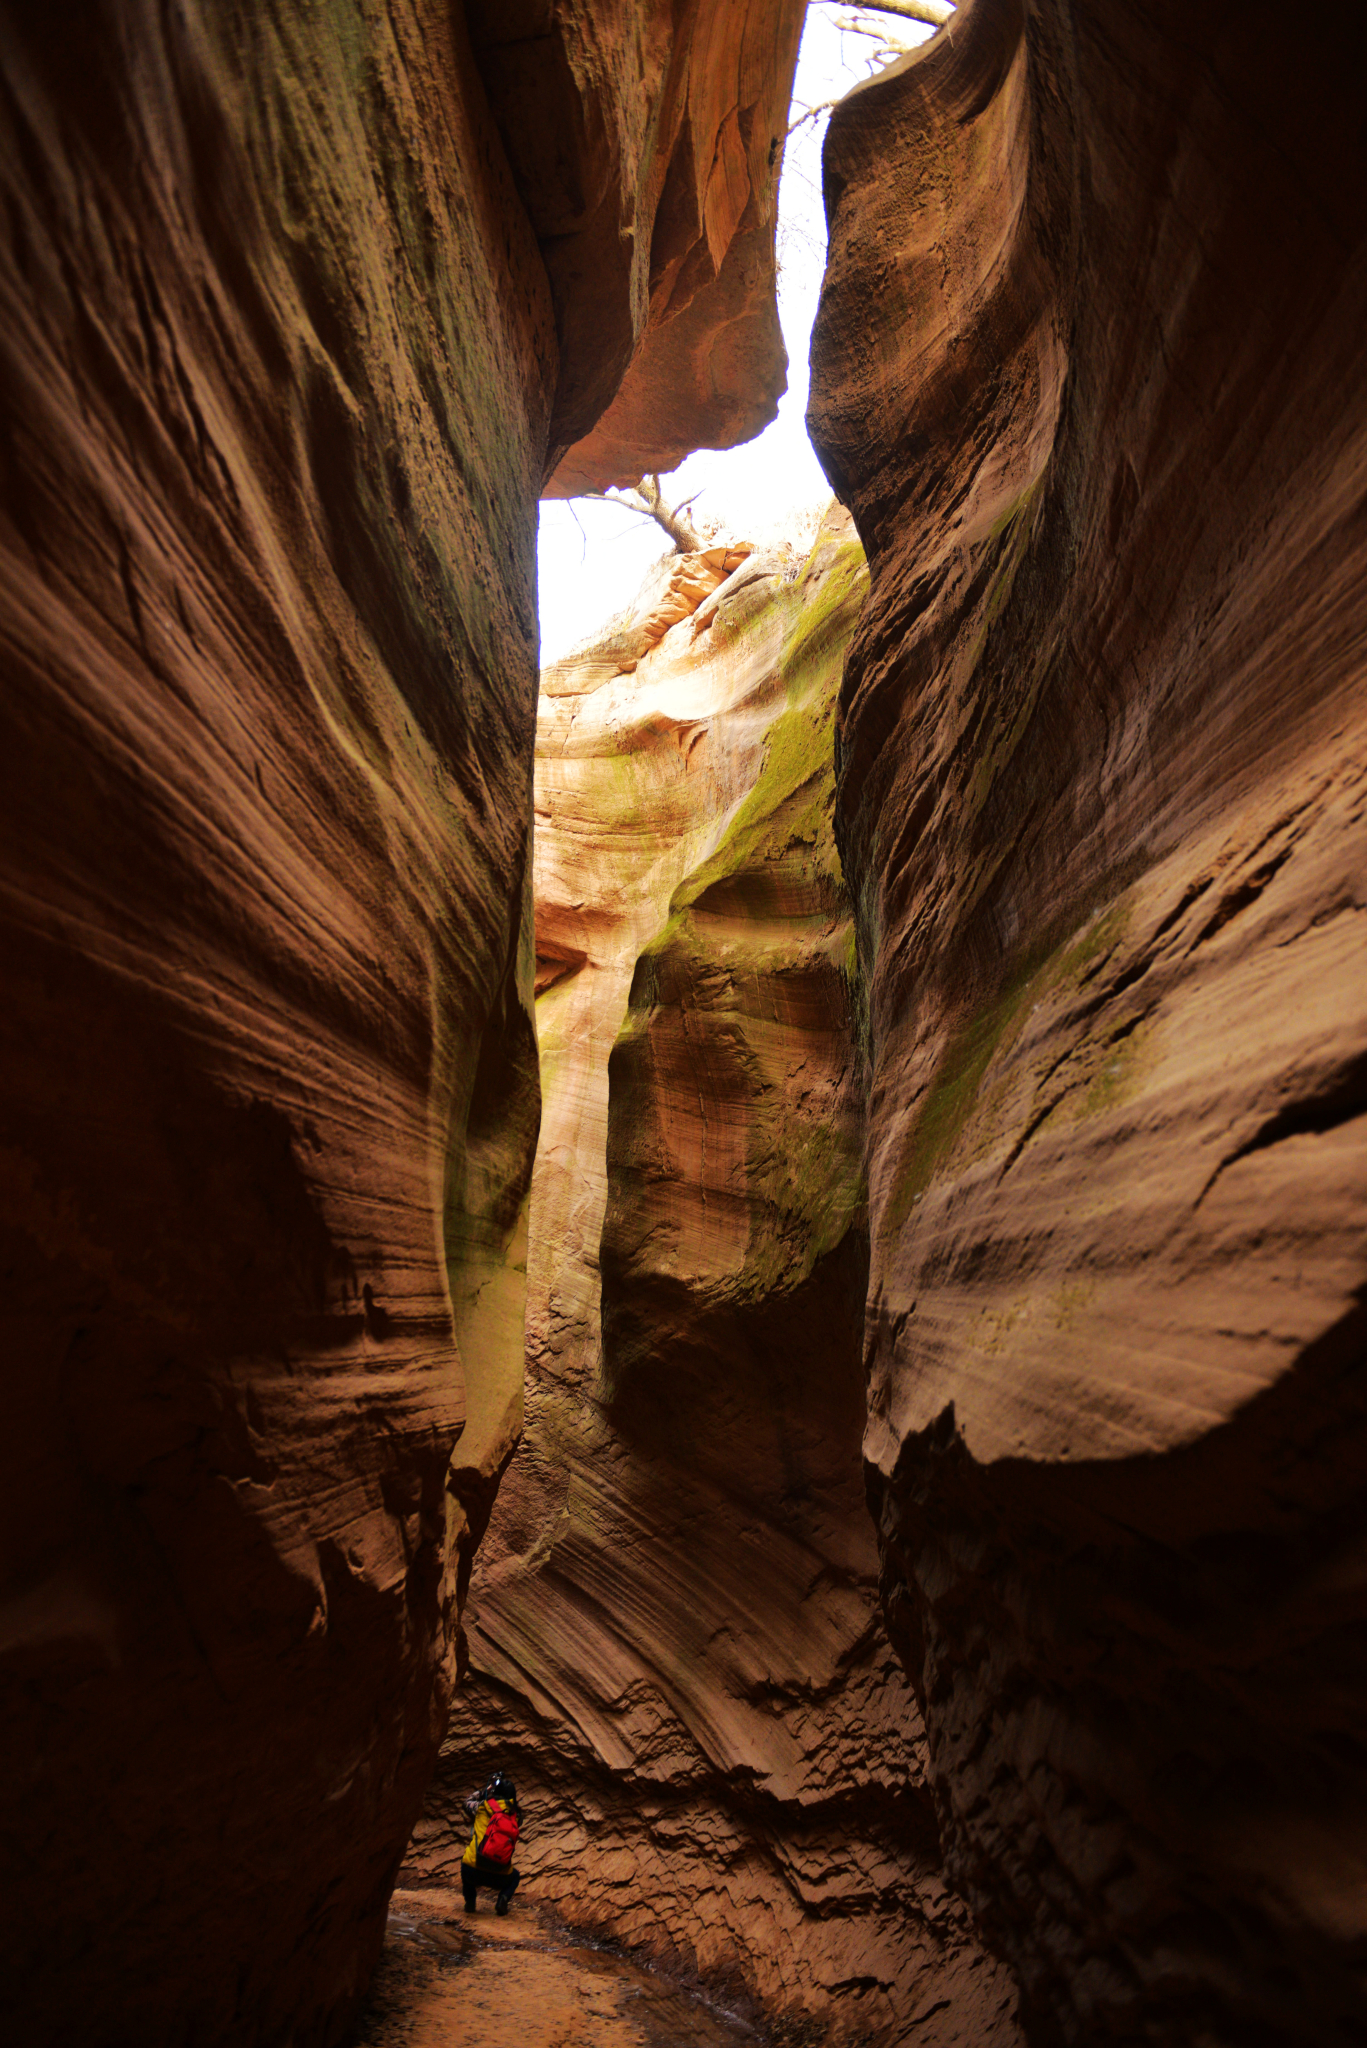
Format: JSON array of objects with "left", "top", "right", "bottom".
[{"left": 480, "top": 1799, "right": 520, "bottom": 1867}]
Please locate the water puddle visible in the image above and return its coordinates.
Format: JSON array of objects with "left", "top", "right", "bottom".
[{"left": 351, "top": 1887, "right": 762, "bottom": 2048}]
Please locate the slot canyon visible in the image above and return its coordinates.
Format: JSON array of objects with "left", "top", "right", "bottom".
[{"left": 0, "top": 2, "right": 1363, "bottom": 2045}]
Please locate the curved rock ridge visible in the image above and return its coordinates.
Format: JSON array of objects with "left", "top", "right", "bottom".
[
  {"left": 407, "top": 511, "right": 1023, "bottom": 2047},
  {"left": 536, "top": 0, "right": 806, "bottom": 493},
  {"left": 808, "top": 0, "right": 1367, "bottom": 2039},
  {"left": 0, "top": 3, "right": 803, "bottom": 2042}
]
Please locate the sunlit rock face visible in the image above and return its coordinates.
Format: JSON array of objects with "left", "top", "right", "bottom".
[
  {"left": 808, "top": 0, "right": 1367, "bottom": 2039},
  {"left": 408, "top": 516, "right": 1023, "bottom": 2048},
  {"left": 0, "top": 2, "right": 796, "bottom": 2042}
]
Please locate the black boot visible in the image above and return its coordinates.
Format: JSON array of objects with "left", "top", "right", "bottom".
[{"left": 495, "top": 1888, "right": 512, "bottom": 1916}]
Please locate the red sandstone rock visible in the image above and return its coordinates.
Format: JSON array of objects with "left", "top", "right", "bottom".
[
  {"left": 808, "top": 0, "right": 1367, "bottom": 2037},
  {"left": 535, "top": 0, "right": 805, "bottom": 493},
  {"left": 0, "top": 2, "right": 796, "bottom": 2041},
  {"left": 407, "top": 514, "right": 1023, "bottom": 2048}
]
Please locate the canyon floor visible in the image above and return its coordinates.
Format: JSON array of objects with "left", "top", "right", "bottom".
[{"left": 351, "top": 1889, "right": 767, "bottom": 2048}]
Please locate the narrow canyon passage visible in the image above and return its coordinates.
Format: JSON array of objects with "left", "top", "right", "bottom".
[
  {"left": 403, "top": 514, "right": 1023, "bottom": 2045},
  {"left": 0, "top": 2, "right": 1364, "bottom": 2047}
]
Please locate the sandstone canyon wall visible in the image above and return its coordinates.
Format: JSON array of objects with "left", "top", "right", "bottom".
[
  {"left": 407, "top": 519, "right": 1023, "bottom": 2047},
  {"left": 0, "top": 3, "right": 800, "bottom": 2041},
  {"left": 808, "top": 0, "right": 1367, "bottom": 2040}
]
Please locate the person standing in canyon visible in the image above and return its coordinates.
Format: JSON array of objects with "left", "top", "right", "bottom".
[{"left": 460, "top": 1771, "right": 524, "bottom": 1916}]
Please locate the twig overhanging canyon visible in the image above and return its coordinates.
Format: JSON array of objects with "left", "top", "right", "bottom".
[
  {"left": 579, "top": 474, "right": 708, "bottom": 553},
  {"left": 809, "top": 0, "right": 955, "bottom": 26}
]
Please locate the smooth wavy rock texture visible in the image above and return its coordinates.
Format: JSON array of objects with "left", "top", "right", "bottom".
[
  {"left": 0, "top": 2, "right": 796, "bottom": 2043},
  {"left": 407, "top": 515, "right": 1023, "bottom": 2048},
  {"left": 808, "top": 0, "right": 1367, "bottom": 2039}
]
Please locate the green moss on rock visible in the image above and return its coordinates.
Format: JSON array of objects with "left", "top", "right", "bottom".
[
  {"left": 602, "top": 518, "right": 872, "bottom": 1356},
  {"left": 880, "top": 885, "right": 1147, "bottom": 1239}
]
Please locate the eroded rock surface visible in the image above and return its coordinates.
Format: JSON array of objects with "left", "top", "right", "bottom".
[
  {"left": 0, "top": 2, "right": 796, "bottom": 2041},
  {"left": 408, "top": 517, "right": 1023, "bottom": 2048},
  {"left": 536, "top": 0, "right": 806, "bottom": 493},
  {"left": 809, "top": 1, "right": 1367, "bottom": 2038}
]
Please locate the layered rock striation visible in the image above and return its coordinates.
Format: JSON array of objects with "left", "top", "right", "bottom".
[
  {"left": 408, "top": 518, "right": 1023, "bottom": 2047},
  {"left": 0, "top": 2, "right": 797, "bottom": 2041},
  {"left": 809, "top": 0, "right": 1367, "bottom": 2039}
]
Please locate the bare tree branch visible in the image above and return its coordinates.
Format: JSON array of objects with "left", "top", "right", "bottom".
[
  {"left": 580, "top": 473, "right": 706, "bottom": 553},
  {"left": 787, "top": 96, "right": 841, "bottom": 138},
  {"left": 567, "top": 498, "right": 589, "bottom": 566},
  {"left": 809, "top": 0, "right": 955, "bottom": 28}
]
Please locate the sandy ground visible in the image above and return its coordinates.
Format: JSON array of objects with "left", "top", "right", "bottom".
[{"left": 350, "top": 1887, "right": 760, "bottom": 2048}]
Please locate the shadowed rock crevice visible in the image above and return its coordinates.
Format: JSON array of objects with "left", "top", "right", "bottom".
[{"left": 874, "top": 1288, "right": 1367, "bottom": 2044}]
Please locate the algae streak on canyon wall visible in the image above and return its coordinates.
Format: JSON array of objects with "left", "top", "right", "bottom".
[{"left": 406, "top": 513, "right": 1023, "bottom": 2048}]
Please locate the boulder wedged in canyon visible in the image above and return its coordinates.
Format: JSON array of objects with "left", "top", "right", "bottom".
[
  {"left": 407, "top": 516, "right": 1023, "bottom": 2047},
  {"left": 808, "top": 0, "right": 1367, "bottom": 2039},
  {"left": 0, "top": 2, "right": 796, "bottom": 2042}
]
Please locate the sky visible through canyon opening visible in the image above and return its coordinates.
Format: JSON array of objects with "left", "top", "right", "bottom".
[{"left": 535, "top": 5, "right": 937, "bottom": 664}]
